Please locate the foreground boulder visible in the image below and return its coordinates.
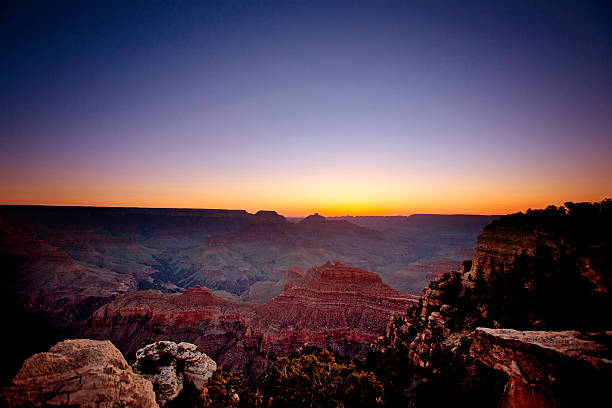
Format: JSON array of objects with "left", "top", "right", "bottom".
[
  {"left": 470, "top": 328, "right": 612, "bottom": 407},
  {"left": 0, "top": 339, "right": 158, "bottom": 407},
  {"left": 133, "top": 341, "right": 217, "bottom": 406}
]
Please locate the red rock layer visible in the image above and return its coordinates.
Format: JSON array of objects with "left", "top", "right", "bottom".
[{"left": 82, "top": 262, "right": 418, "bottom": 379}]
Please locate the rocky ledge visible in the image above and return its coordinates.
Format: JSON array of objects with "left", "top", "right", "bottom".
[
  {"left": 470, "top": 328, "right": 612, "bottom": 407},
  {"left": 133, "top": 341, "right": 217, "bottom": 407},
  {"left": 0, "top": 339, "right": 158, "bottom": 407}
]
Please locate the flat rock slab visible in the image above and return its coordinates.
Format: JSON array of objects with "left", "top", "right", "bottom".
[{"left": 471, "top": 328, "right": 612, "bottom": 407}]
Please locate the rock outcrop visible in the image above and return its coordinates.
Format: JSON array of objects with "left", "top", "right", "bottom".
[
  {"left": 0, "top": 339, "right": 158, "bottom": 407},
  {"left": 470, "top": 328, "right": 612, "bottom": 408},
  {"left": 369, "top": 200, "right": 612, "bottom": 407},
  {"left": 133, "top": 341, "right": 217, "bottom": 406},
  {"left": 82, "top": 262, "right": 417, "bottom": 379}
]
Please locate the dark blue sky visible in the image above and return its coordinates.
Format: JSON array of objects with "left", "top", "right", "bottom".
[{"left": 1, "top": 1, "right": 611, "bottom": 215}]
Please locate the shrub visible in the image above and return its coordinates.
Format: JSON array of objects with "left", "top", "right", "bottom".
[
  {"left": 201, "top": 370, "right": 261, "bottom": 408},
  {"left": 262, "top": 347, "right": 383, "bottom": 408}
]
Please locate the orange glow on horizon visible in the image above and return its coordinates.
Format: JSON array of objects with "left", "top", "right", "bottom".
[
  {"left": 1, "top": 163, "right": 610, "bottom": 217},
  {"left": 1, "top": 195, "right": 609, "bottom": 218}
]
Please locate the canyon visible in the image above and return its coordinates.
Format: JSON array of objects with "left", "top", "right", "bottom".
[
  {"left": 81, "top": 262, "right": 418, "bottom": 379},
  {"left": 0, "top": 206, "right": 495, "bottom": 301},
  {"left": 1, "top": 205, "right": 491, "bottom": 382},
  {"left": 2, "top": 201, "right": 610, "bottom": 407}
]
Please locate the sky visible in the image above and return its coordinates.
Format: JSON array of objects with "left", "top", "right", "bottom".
[{"left": 1, "top": 0, "right": 611, "bottom": 216}]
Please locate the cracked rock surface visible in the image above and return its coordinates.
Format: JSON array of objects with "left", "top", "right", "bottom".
[{"left": 1, "top": 339, "right": 158, "bottom": 407}]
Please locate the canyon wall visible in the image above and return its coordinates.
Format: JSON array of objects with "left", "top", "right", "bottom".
[
  {"left": 368, "top": 201, "right": 611, "bottom": 407},
  {"left": 82, "top": 262, "right": 418, "bottom": 379}
]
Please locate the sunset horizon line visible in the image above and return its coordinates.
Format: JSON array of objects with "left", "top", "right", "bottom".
[{"left": 3, "top": 199, "right": 607, "bottom": 218}]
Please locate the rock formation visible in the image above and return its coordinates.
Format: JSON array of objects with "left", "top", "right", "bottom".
[
  {"left": 470, "top": 328, "right": 612, "bottom": 408},
  {"left": 133, "top": 341, "right": 217, "bottom": 406},
  {"left": 0, "top": 339, "right": 158, "bottom": 407},
  {"left": 82, "top": 262, "right": 417, "bottom": 379},
  {"left": 369, "top": 200, "right": 612, "bottom": 407}
]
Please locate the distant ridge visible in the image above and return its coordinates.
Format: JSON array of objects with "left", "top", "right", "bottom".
[{"left": 322, "top": 214, "right": 500, "bottom": 232}]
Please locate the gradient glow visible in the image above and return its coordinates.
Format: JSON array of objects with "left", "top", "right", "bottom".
[{"left": 1, "top": 1, "right": 611, "bottom": 216}]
